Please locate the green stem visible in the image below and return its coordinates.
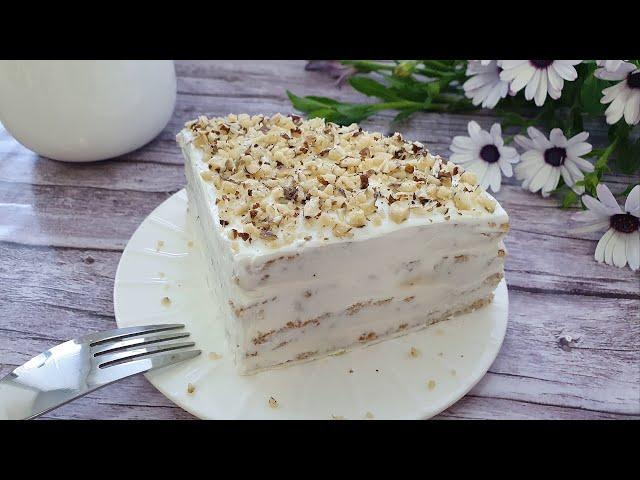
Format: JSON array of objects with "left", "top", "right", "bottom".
[{"left": 341, "top": 60, "right": 394, "bottom": 72}]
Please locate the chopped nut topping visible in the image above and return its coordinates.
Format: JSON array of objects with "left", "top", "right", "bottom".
[
  {"left": 180, "top": 114, "right": 497, "bottom": 250},
  {"left": 268, "top": 396, "right": 279, "bottom": 408}
]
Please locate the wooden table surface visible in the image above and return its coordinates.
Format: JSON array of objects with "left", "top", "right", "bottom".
[{"left": 1, "top": 60, "right": 638, "bottom": 420}]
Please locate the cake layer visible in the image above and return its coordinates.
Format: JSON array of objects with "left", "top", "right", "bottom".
[
  {"left": 178, "top": 114, "right": 509, "bottom": 374},
  {"left": 241, "top": 272, "right": 503, "bottom": 373}
]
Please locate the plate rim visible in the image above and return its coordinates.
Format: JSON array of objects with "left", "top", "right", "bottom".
[{"left": 114, "top": 189, "right": 509, "bottom": 420}]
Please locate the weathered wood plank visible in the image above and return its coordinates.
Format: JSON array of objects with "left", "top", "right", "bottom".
[
  {"left": 1, "top": 239, "right": 637, "bottom": 418},
  {"left": 2, "top": 179, "right": 637, "bottom": 297}
]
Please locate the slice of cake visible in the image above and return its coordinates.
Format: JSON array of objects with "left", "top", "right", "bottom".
[{"left": 177, "top": 114, "right": 508, "bottom": 374}]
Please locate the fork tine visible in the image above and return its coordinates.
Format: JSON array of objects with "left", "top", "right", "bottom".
[
  {"left": 96, "top": 341, "right": 196, "bottom": 368},
  {"left": 92, "top": 349, "right": 201, "bottom": 385},
  {"left": 80, "top": 324, "right": 185, "bottom": 346},
  {"left": 92, "top": 331, "right": 191, "bottom": 356}
]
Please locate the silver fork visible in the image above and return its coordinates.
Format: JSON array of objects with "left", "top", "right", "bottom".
[{"left": 0, "top": 324, "right": 200, "bottom": 419}]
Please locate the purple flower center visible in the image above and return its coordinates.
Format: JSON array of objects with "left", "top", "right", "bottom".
[
  {"left": 544, "top": 147, "right": 567, "bottom": 167},
  {"left": 627, "top": 71, "right": 640, "bottom": 90},
  {"left": 530, "top": 60, "right": 554, "bottom": 69},
  {"left": 480, "top": 144, "right": 500, "bottom": 163},
  {"left": 610, "top": 213, "right": 639, "bottom": 234}
]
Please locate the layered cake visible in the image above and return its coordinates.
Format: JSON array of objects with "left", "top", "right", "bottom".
[{"left": 177, "top": 114, "right": 508, "bottom": 374}]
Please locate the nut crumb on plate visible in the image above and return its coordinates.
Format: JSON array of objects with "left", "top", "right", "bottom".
[
  {"left": 268, "top": 396, "right": 279, "bottom": 408},
  {"left": 427, "top": 379, "right": 436, "bottom": 390},
  {"left": 409, "top": 347, "right": 420, "bottom": 358},
  {"left": 161, "top": 296, "right": 171, "bottom": 307},
  {"left": 187, "top": 383, "right": 196, "bottom": 394},
  {"left": 208, "top": 352, "right": 223, "bottom": 360}
]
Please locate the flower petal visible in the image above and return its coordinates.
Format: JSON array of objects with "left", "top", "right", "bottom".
[
  {"left": 624, "top": 91, "right": 640, "bottom": 125},
  {"left": 549, "top": 128, "right": 567, "bottom": 147},
  {"left": 467, "top": 121, "right": 483, "bottom": 142},
  {"left": 596, "top": 183, "right": 623, "bottom": 212},
  {"left": 488, "top": 163, "right": 502, "bottom": 192},
  {"left": 552, "top": 61, "right": 578, "bottom": 81},
  {"left": 566, "top": 142, "right": 592, "bottom": 157},
  {"left": 595, "top": 228, "right": 614, "bottom": 263},
  {"left": 567, "top": 131, "right": 589, "bottom": 147},
  {"left": 582, "top": 194, "right": 618, "bottom": 217},
  {"left": 604, "top": 230, "right": 618, "bottom": 265},
  {"left": 534, "top": 70, "right": 548, "bottom": 106},
  {"left": 568, "top": 156, "right": 595, "bottom": 173},
  {"left": 542, "top": 167, "right": 560, "bottom": 195},
  {"left": 569, "top": 221, "right": 610, "bottom": 234},
  {"left": 625, "top": 185, "right": 640, "bottom": 216},
  {"left": 498, "top": 157, "right": 513, "bottom": 177},
  {"left": 605, "top": 86, "right": 630, "bottom": 124},
  {"left": 451, "top": 135, "right": 476, "bottom": 151},
  {"left": 514, "top": 135, "right": 536, "bottom": 150},
  {"left": 612, "top": 232, "right": 628, "bottom": 268},
  {"left": 490, "top": 123, "right": 502, "bottom": 141},
  {"left": 529, "top": 164, "right": 552, "bottom": 194},
  {"left": 525, "top": 68, "right": 541, "bottom": 101},
  {"left": 468, "top": 158, "right": 489, "bottom": 188},
  {"left": 527, "top": 126, "right": 552, "bottom": 149},
  {"left": 626, "top": 233, "right": 640, "bottom": 270},
  {"left": 450, "top": 152, "right": 475, "bottom": 164}
]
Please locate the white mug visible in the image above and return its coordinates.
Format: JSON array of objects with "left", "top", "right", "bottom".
[{"left": 0, "top": 60, "right": 177, "bottom": 162}]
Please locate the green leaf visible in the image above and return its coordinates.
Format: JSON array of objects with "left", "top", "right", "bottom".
[
  {"left": 287, "top": 91, "right": 337, "bottom": 112},
  {"left": 580, "top": 74, "right": 606, "bottom": 115},
  {"left": 426, "top": 81, "right": 440, "bottom": 97},
  {"left": 615, "top": 137, "right": 640, "bottom": 175},
  {"left": 561, "top": 189, "right": 579, "bottom": 208},
  {"left": 385, "top": 75, "right": 432, "bottom": 102},
  {"left": 305, "top": 96, "right": 342, "bottom": 106},
  {"left": 335, "top": 104, "right": 376, "bottom": 120},
  {"left": 348, "top": 76, "right": 400, "bottom": 102},
  {"left": 392, "top": 108, "right": 421, "bottom": 124},
  {"left": 622, "top": 183, "right": 640, "bottom": 196}
]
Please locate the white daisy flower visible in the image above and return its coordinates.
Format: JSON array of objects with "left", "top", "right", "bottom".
[
  {"left": 514, "top": 127, "right": 593, "bottom": 197},
  {"left": 598, "top": 62, "right": 640, "bottom": 125},
  {"left": 572, "top": 184, "right": 640, "bottom": 270},
  {"left": 463, "top": 60, "right": 511, "bottom": 109},
  {"left": 499, "top": 60, "right": 582, "bottom": 106},
  {"left": 450, "top": 121, "right": 519, "bottom": 193},
  {"left": 595, "top": 60, "right": 628, "bottom": 75}
]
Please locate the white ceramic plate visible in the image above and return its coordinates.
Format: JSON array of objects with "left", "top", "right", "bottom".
[{"left": 114, "top": 189, "right": 508, "bottom": 420}]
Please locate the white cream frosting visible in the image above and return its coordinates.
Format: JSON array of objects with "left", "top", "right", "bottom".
[{"left": 178, "top": 117, "right": 509, "bottom": 374}]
